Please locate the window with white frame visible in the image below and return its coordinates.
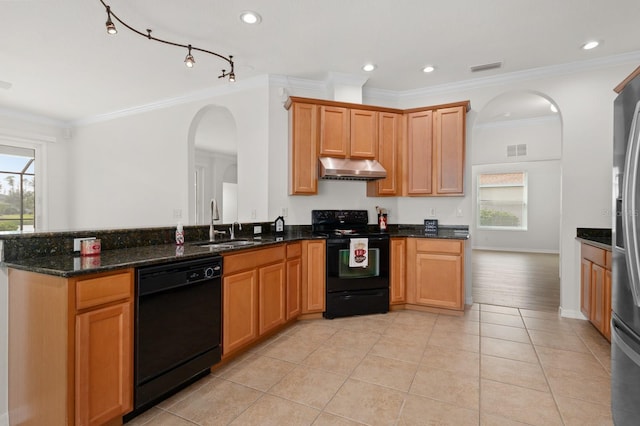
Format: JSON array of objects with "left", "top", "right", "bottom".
[
  {"left": 0, "top": 144, "right": 36, "bottom": 231},
  {"left": 477, "top": 172, "right": 527, "bottom": 230}
]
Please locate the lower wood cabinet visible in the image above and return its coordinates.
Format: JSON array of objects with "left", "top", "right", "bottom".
[
  {"left": 286, "top": 242, "right": 302, "bottom": 319},
  {"left": 580, "top": 242, "right": 612, "bottom": 341},
  {"left": 8, "top": 268, "right": 134, "bottom": 426},
  {"left": 406, "top": 238, "right": 464, "bottom": 311},
  {"left": 390, "top": 238, "right": 406, "bottom": 304},
  {"left": 222, "top": 269, "right": 259, "bottom": 355},
  {"left": 258, "top": 263, "right": 287, "bottom": 335},
  {"left": 301, "top": 239, "right": 326, "bottom": 313}
]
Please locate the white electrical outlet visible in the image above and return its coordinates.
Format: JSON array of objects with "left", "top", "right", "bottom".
[
  {"left": 456, "top": 208, "right": 463, "bottom": 217},
  {"left": 251, "top": 209, "right": 257, "bottom": 219},
  {"left": 429, "top": 208, "right": 436, "bottom": 217},
  {"left": 281, "top": 207, "right": 288, "bottom": 217},
  {"left": 173, "top": 209, "right": 182, "bottom": 219}
]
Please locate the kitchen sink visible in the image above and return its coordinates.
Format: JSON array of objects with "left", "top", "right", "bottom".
[{"left": 194, "top": 239, "right": 259, "bottom": 249}]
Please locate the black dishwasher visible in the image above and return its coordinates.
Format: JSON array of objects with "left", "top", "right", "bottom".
[{"left": 128, "top": 256, "right": 222, "bottom": 419}]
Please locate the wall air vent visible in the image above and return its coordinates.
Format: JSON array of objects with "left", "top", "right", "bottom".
[
  {"left": 470, "top": 61, "right": 503, "bottom": 72},
  {"left": 507, "top": 144, "right": 527, "bottom": 157}
]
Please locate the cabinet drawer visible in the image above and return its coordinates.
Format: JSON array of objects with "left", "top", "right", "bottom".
[
  {"left": 76, "top": 270, "right": 133, "bottom": 311},
  {"left": 415, "top": 239, "right": 462, "bottom": 255},
  {"left": 287, "top": 243, "right": 302, "bottom": 258},
  {"left": 224, "top": 245, "right": 286, "bottom": 274},
  {"left": 582, "top": 243, "right": 606, "bottom": 266}
]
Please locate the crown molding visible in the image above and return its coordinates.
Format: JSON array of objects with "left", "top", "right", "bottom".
[
  {"left": 0, "top": 107, "right": 69, "bottom": 129},
  {"left": 71, "top": 74, "right": 270, "bottom": 127}
]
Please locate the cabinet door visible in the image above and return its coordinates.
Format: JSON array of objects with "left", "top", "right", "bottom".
[
  {"left": 301, "top": 240, "right": 326, "bottom": 313},
  {"left": 390, "top": 238, "right": 406, "bottom": 304},
  {"left": 368, "top": 112, "right": 401, "bottom": 196},
  {"left": 319, "top": 106, "right": 349, "bottom": 157},
  {"left": 76, "top": 302, "right": 133, "bottom": 426},
  {"left": 350, "top": 109, "right": 377, "bottom": 158},
  {"left": 604, "top": 268, "right": 612, "bottom": 341},
  {"left": 286, "top": 258, "right": 302, "bottom": 320},
  {"left": 223, "top": 270, "right": 258, "bottom": 355},
  {"left": 591, "top": 263, "right": 606, "bottom": 333},
  {"left": 434, "top": 106, "right": 465, "bottom": 194},
  {"left": 290, "top": 102, "right": 318, "bottom": 194},
  {"left": 580, "top": 258, "right": 592, "bottom": 318},
  {"left": 405, "top": 110, "right": 433, "bottom": 195},
  {"left": 259, "top": 263, "right": 286, "bottom": 335},
  {"left": 414, "top": 252, "right": 463, "bottom": 310}
]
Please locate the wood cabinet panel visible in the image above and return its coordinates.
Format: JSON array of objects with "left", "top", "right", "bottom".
[
  {"left": 223, "top": 270, "right": 258, "bottom": 355},
  {"left": 590, "top": 263, "right": 606, "bottom": 332},
  {"left": 367, "top": 112, "right": 401, "bottom": 196},
  {"left": 582, "top": 244, "right": 606, "bottom": 266},
  {"left": 414, "top": 252, "right": 463, "bottom": 310},
  {"left": 579, "top": 242, "right": 612, "bottom": 341},
  {"left": 286, "top": 257, "right": 302, "bottom": 320},
  {"left": 319, "top": 106, "right": 349, "bottom": 157},
  {"left": 301, "top": 240, "right": 326, "bottom": 313},
  {"left": 290, "top": 102, "right": 318, "bottom": 195},
  {"left": 76, "top": 271, "right": 132, "bottom": 311},
  {"left": 604, "top": 269, "right": 612, "bottom": 340},
  {"left": 350, "top": 109, "right": 377, "bottom": 158},
  {"left": 580, "top": 257, "right": 592, "bottom": 318},
  {"left": 75, "top": 302, "right": 133, "bottom": 426},
  {"left": 390, "top": 238, "right": 406, "bottom": 304},
  {"left": 415, "top": 239, "right": 462, "bottom": 255},
  {"left": 405, "top": 110, "right": 433, "bottom": 195},
  {"left": 287, "top": 242, "right": 302, "bottom": 258},
  {"left": 224, "top": 245, "right": 286, "bottom": 275},
  {"left": 258, "top": 263, "right": 286, "bottom": 335},
  {"left": 434, "top": 106, "right": 465, "bottom": 194}
]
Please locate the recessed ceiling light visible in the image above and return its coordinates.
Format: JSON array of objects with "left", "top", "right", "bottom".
[
  {"left": 240, "top": 11, "right": 262, "bottom": 24},
  {"left": 582, "top": 40, "right": 600, "bottom": 50},
  {"left": 422, "top": 65, "right": 435, "bottom": 73},
  {"left": 362, "top": 63, "right": 376, "bottom": 72}
]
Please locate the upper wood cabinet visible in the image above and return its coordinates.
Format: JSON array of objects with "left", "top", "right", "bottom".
[
  {"left": 404, "top": 104, "right": 467, "bottom": 196},
  {"left": 289, "top": 101, "right": 318, "bottom": 195},
  {"left": 285, "top": 97, "right": 469, "bottom": 197},
  {"left": 367, "top": 112, "right": 402, "bottom": 196}
]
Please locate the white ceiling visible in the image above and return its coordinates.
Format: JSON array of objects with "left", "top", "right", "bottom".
[{"left": 1, "top": 0, "right": 640, "bottom": 124}]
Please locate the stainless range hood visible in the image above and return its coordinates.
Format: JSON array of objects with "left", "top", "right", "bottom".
[{"left": 318, "top": 157, "right": 387, "bottom": 181}]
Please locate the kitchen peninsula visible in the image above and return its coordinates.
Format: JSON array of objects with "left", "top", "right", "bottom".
[{"left": 2, "top": 222, "right": 468, "bottom": 425}]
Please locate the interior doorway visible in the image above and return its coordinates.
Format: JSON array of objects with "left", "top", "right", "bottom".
[{"left": 471, "top": 91, "right": 562, "bottom": 311}]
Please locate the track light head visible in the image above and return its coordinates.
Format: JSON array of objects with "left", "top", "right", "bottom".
[
  {"left": 105, "top": 6, "right": 117, "bottom": 34},
  {"left": 184, "top": 45, "right": 195, "bottom": 68}
]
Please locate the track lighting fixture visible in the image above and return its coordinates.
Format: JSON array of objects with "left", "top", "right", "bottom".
[
  {"left": 98, "top": 0, "right": 235, "bottom": 81},
  {"left": 184, "top": 45, "right": 195, "bottom": 68}
]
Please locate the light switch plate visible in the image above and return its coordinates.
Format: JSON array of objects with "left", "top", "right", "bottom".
[{"left": 253, "top": 225, "right": 262, "bottom": 234}]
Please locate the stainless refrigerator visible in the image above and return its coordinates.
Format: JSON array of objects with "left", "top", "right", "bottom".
[{"left": 612, "top": 68, "right": 640, "bottom": 425}]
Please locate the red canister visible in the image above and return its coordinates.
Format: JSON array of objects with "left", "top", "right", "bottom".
[{"left": 80, "top": 239, "right": 101, "bottom": 256}]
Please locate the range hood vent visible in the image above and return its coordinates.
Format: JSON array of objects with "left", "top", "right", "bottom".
[{"left": 318, "top": 157, "right": 387, "bottom": 181}]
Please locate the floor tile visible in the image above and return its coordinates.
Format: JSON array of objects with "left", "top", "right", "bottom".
[
  {"left": 480, "top": 304, "right": 521, "bottom": 315},
  {"left": 421, "top": 344, "right": 480, "bottom": 376},
  {"left": 164, "top": 378, "right": 262, "bottom": 425},
  {"left": 480, "top": 412, "right": 532, "bottom": 425},
  {"left": 123, "top": 407, "right": 165, "bottom": 425},
  {"left": 229, "top": 394, "right": 320, "bottom": 425},
  {"left": 268, "top": 365, "right": 346, "bottom": 409},
  {"left": 330, "top": 314, "right": 393, "bottom": 334},
  {"left": 480, "top": 322, "right": 531, "bottom": 343},
  {"left": 528, "top": 328, "right": 590, "bottom": 353},
  {"left": 433, "top": 315, "right": 480, "bottom": 335},
  {"left": 312, "top": 412, "right": 367, "bottom": 425},
  {"left": 222, "top": 355, "right": 296, "bottom": 391},
  {"left": 382, "top": 323, "right": 432, "bottom": 345},
  {"left": 481, "top": 354, "right": 549, "bottom": 392},
  {"left": 535, "top": 346, "right": 608, "bottom": 377},
  {"left": 481, "top": 379, "right": 563, "bottom": 425},
  {"left": 410, "top": 366, "right": 479, "bottom": 410},
  {"left": 350, "top": 354, "right": 418, "bottom": 391},
  {"left": 324, "top": 379, "right": 405, "bottom": 426},
  {"left": 368, "top": 335, "right": 426, "bottom": 363},
  {"left": 464, "top": 308, "right": 481, "bottom": 321},
  {"left": 522, "top": 315, "right": 575, "bottom": 333},
  {"left": 399, "top": 393, "right": 479, "bottom": 425},
  {"left": 130, "top": 411, "right": 197, "bottom": 425},
  {"left": 287, "top": 321, "right": 339, "bottom": 343},
  {"left": 544, "top": 366, "right": 611, "bottom": 404},
  {"left": 260, "top": 334, "right": 321, "bottom": 363},
  {"left": 428, "top": 328, "right": 480, "bottom": 353},
  {"left": 303, "top": 345, "right": 365, "bottom": 376},
  {"left": 519, "top": 308, "right": 561, "bottom": 320},
  {"left": 554, "top": 395, "right": 614, "bottom": 426},
  {"left": 392, "top": 310, "right": 438, "bottom": 328},
  {"left": 480, "top": 311, "right": 525, "bottom": 328},
  {"left": 324, "top": 328, "right": 380, "bottom": 354},
  {"left": 481, "top": 336, "right": 538, "bottom": 363}
]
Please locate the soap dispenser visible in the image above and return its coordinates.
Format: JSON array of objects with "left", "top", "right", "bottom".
[
  {"left": 274, "top": 216, "right": 285, "bottom": 236},
  {"left": 175, "top": 222, "right": 185, "bottom": 245}
]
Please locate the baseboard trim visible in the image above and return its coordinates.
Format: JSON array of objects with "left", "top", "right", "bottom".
[
  {"left": 471, "top": 246, "right": 560, "bottom": 254},
  {"left": 559, "top": 307, "right": 588, "bottom": 320}
]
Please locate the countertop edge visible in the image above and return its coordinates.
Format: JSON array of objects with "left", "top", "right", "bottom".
[{"left": 576, "top": 237, "right": 612, "bottom": 251}]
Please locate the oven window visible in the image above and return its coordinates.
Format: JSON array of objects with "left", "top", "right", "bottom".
[{"left": 338, "top": 248, "right": 380, "bottom": 278}]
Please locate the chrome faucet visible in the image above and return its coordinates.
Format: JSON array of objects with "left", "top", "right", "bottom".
[
  {"left": 209, "top": 199, "right": 225, "bottom": 241},
  {"left": 230, "top": 222, "right": 242, "bottom": 239}
]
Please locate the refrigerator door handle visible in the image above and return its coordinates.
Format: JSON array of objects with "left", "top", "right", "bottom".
[
  {"left": 612, "top": 320, "right": 640, "bottom": 367},
  {"left": 622, "top": 100, "right": 640, "bottom": 307}
]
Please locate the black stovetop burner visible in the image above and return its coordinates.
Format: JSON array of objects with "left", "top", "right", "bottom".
[{"left": 311, "top": 209, "right": 374, "bottom": 238}]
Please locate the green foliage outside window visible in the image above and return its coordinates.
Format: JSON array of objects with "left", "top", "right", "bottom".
[{"left": 479, "top": 209, "right": 520, "bottom": 227}]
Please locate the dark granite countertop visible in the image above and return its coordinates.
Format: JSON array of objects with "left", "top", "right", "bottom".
[
  {"left": 576, "top": 227, "right": 612, "bottom": 250},
  {"left": 2, "top": 224, "right": 469, "bottom": 277}
]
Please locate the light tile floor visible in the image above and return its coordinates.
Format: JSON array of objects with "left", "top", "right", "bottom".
[{"left": 125, "top": 304, "right": 612, "bottom": 426}]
